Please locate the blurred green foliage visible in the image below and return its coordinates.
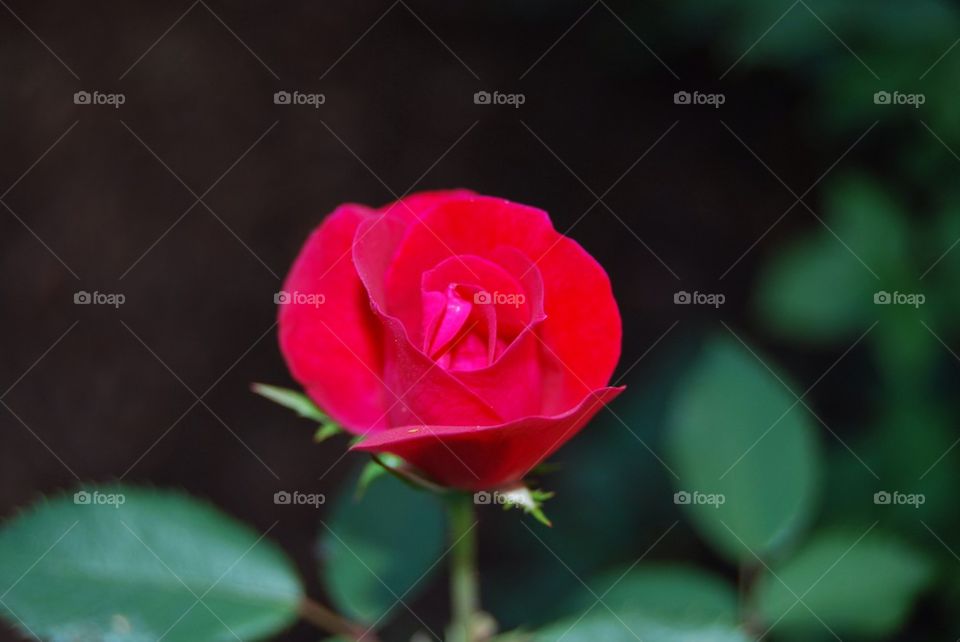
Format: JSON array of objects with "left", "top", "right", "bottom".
[
  {"left": 532, "top": 565, "right": 745, "bottom": 642},
  {"left": 662, "top": 1, "right": 960, "bottom": 640},
  {"left": 319, "top": 470, "right": 445, "bottom": 626},
  {"left": 0, "top": 486, "right": 303, "bottom": 642},
  {"left": 667, "top": 338, "right": 820, "bottom": 563},
  {"left": 755, "top": 529, "right": 933, "bottom": 638},
  {"left": 492, "top": 1, "right": 960, "bottom": 639}
]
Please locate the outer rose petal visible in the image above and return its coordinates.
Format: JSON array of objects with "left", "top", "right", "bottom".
[
  {"left": 351, "top": 386, "right": 624, "bottom": 490},
  {"left": 378, "top": 189, "right": 475, "bottom": 222},
  {"left": 278, "top": 205, "right": 389, "bottom": 432}
]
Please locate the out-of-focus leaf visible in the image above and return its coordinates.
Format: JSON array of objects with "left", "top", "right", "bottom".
[
  {"left": 668, "top": 0, "right": 958, "bottom": 70},
  {"left": 532, "top": 612, "right": 748, "bottom": 642},
  {"left": 756, "top": 529, "right": 933, "bottom": 637},
  {"left": 0, "top": 486, "right": 302, "bottom": 642},
  {"left": 756, "top": 174, "right": 911, "bottom": 343},
  {"left": 756, "top": 233, "right": 876, "bottom": 341},
  {"left": 319, "top": 470, "right": 444, "bottom": 625},
  {"left": 667, "top": 338, "right": 820, "bottom": 562},
  {"left": 857, "top": 396, "right": 958, "bottom": 536},
  {"left": 569, "top": 564, "right": 738, "bottom": 628},
  {"left": 924, "top": 203, "right": 960, "bottom": 319},
  {"left": 826, "top": 174, "right": 910, "bottom": 270}
]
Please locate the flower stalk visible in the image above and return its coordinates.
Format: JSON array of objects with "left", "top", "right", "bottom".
[{"left": 448, "top": 493, "right": 480, "bottom": 642}]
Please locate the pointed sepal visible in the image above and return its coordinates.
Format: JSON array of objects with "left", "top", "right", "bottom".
[
  {"left": 497, "top": 484, "right": 555, "bottom": 527},
  {"left": 252, "top": 383, "right": 344, "bottom": 440}
]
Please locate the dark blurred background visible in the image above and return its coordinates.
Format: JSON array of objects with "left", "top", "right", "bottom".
[{"left": 3, "top": 1, "right": 960, "bottom": 641}]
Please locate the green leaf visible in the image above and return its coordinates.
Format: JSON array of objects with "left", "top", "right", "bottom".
[
  {"left": 826, "top": 174, "right": 910, "bottom": 272},
  {"left": 532, "top": 612, "right": 748, "bottom": 642},
  {"left": 319, "top": 470, "right": 445, "bottom": 625},
  {"left": 755, "top": 174, "right": 911, "bottom": 344},
  {"left": 755, "top": 233, "right": 877, "bottom": 342},
  {"left": 0, "top": 486, "right": 302, "bottom": 642},
  {"left": 756, "top": 529, "right": 933, "bottom": 637},
  {"left": 536, "top": 565, "right": 744, "bottom": 642},
  {"left": 667, "top": 337, "right": 820, "bottom": 562},
  {"left": 252, "top": 383, "right": 331, "bottom": 424},
  {"left": 575, "top": 564, "right": 739, "bottom": 628}
]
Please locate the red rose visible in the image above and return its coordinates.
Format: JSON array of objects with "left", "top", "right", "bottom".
[{"left": 279, "top": 191, "right": 623, "bottom": 490}]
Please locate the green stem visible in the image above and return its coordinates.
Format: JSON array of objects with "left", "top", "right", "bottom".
[{"left": 448, "top": 493, "right": 480, "bottom": 642}]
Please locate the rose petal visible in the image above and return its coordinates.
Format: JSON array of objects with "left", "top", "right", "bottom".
[
  {"left": 354, "top": 211, "right": 505, "bottom": 427},
  {"left": 278, "top": 204, "right": 389, "bottom": 432},
  {"left": 351, "top": 386, "right": 624, "bottom": 490},
  {"left": 378, "top": 189, "right": 476, "bottom": 222},
  {"left": 380, "top": 330, "right": 504, "bottom": 426},
  {"left": 451, "top": 328, "right": 544, "bottom": 419}
]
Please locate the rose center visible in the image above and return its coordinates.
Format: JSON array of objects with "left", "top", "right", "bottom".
[
  {"left": 416, "top": 254, "right": 534, "bottom": 373},
  {"left": 420, "top": 282, "right": 503, "bottom": 371}
]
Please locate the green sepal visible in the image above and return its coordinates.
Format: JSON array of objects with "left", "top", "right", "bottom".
[
  {"left": 313, "top": 422, "right": 343, "bottom": 443},
  {"left": 355, "top": 454, "right": 405, "bottom": 498},
  {"left": 498, "top": 485, "right": 555, "bottom": 527},
  {"left": 252, "top": 383, "right": 344, "bottom": 439}
]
